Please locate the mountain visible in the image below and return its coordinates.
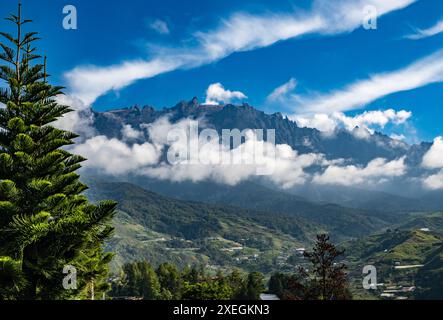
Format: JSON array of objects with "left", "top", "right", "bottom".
[
  {"left": 87, "top": 98, "right": 438, "bottom": 206},
  {"left": 288, "top": 184, "right": 432, "bottom": 215},
  {"left": 86, "top": 176, "right": 394, "bottom": 239},
  {"left": 128, "top": 177, "right": 394, "bottom": 238},
  {"left": 346, "top": 212, "right": 443, "bottom": 266},
  {"left": 85, "top": 181, "right": 312, "bottom": 271},
  {"left": 80, "top": 99, "right": 443, "bottom": 297},
  {"left": 92, "top": 98, "right": 430, "bottom": 166},
  {"left": 420, "top": 190, "right": 443, "bottom": 211},
  {"left": 399, "top": 212, "right": 443, "bottom": 231},
  {"left": 346, "top": 229, "right": 443, "bottom": 266},
  {"left": 84, "top": 180, "right": 393, "bottom": 271}
]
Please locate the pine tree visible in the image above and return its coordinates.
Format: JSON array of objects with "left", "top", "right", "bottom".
[
  {"left": 181, "top": 265, "right": 200, "bottom": 284},
  {"left": 238, "top": 272, "right": 265, "bottom": 300},
  {"left": 76, "top": 247, "right": 114, "bottom": 300},
  {"left": 156, "top": 262, "right": 183, "bottom": 299},
  {"left": 0, "top": 3, "right": 116, "bottom": 300},
  {"left": 0, "top": 256, "right": 26, "bottom": 299},
  {"left": 227, "top": 268, "right": 245, "bottom": 299},
  {"left": 118, "top": 261, "right": 161, "bottom": 299},
  {"left": 301, "top": 234, "right": 351, "bottom": 300}
]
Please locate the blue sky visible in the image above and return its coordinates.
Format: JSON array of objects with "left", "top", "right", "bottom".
[{"left": 1, "top": 0, "right": 443, "bottom": 141}]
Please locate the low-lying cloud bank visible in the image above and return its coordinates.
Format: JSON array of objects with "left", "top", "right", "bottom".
[
  {"left": 422, "top": 136, "right": 443, "bottom": 190},
  {"left": 70, "top": 116, "right": 324, "bottom": 188},
  {"left": 51, "top": 94, "right": 442, "bottom": 191},
  {"left": 313, "top": 157, "right": 407, "bottom": 186},
  {"left": 292, "top": 109, "right": 412, "bottom": 135},
  {"left": 422, "top": 136, "right": 443, "bottom": 169},
  {"left": 60, "top": 111, "right": 411, "bottom": 189}
]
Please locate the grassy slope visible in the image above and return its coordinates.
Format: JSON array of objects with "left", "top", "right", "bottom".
[{"left": 345, "top": 212, "right": 443, "bottom": 299}]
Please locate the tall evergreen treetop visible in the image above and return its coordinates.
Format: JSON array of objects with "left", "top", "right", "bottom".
[{"left": 0, "top": 3, "right": 116, "bottom": 300}]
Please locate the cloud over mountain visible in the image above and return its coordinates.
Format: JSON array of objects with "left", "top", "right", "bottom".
[
  {"left": 57, "top": 108, "right": 411, "bottom": 189},
  {"left": 292, "top": 109, "right": 412, "bottom": 134},
  {"left": 205, "top": 83, "right": 247, "bottom": 105},
  {"left": 313, "top": 157, "right": 407, "bottom": 186},
  {"left": 422, "top": 136, "right": 443, "bottom": 169},
  {"left": 422, "top": 137, "right": 443, "bottom": 190}
]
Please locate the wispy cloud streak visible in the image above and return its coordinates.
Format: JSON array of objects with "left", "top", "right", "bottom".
[
  {"left": 293, "top": 49, "right": 443, "bottom": 113},
  {"left": 64, "top": 0, "right": 416, "bottom": 105},
  {"left": 405, "top": 19, "right": 443, "bottom": 40}
]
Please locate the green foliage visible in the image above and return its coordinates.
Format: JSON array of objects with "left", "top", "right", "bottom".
[
  {"left": 182, "top": 280, "right": 233, "bottom": 300},
  {"left": 302, "top": 234, "right": 349, "bottom": 300},
  {"left": 345, "top": 227, "right": 443, "bottom": 299},
  {"left": 237, "top": 271, "right": 266, "bottom": 300},
  {"left": 415, "top": 244, "right": 443, "bottom": 299},
  {"left": 268, "top": 272, "right": 306, "bottom": 300},
  {"left": 112, "top": 261, "right": 161, "bottom": 299},
  {"left": 226, "top": 268, "right": 245, "bottom": 298},
  {"left": 0, "top": 4, "right": 116, "bottom": 300},
  {"left": 156, "top": 263, "right": 183, "bottom": 299},
  {"left": 269, "top": 235, "right": 351, "bottom": 300},
  {"left": 87, "top": 181, "right": 307, "bottom": 273},
  {"left": 400, "top": 212, "right": 443, "bottom": 234},
  {"left": 75, "top": 248, "right": 114, "bottom": 300},
  {"left": 110, "top": 260, "right": 265, "bottom": 300},
  {"left": 0, "top": 256, "right": 27, "bottom": 299},
  {"left": 181, "top": 265, "right": 202, "bottom": 285}
]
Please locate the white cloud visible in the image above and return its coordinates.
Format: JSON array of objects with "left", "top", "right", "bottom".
[
  {"left": 144, "top": 118, "right": 321, "bottom": 187},
  {"left": 422, "top": 137, "right": 443, "bottom": 189},
  {"left": 293, "top": 49, "right": 443, "bottom": 113},
  {"left": 141, "top": 127, "right": 323, "bottom": 188},
  {"left": 149, "top": 19, "right": 170, "bottom": 35},
  {"left": 390, "top": 133, "right": 406, "bottom": 141},
  {"left": 195, "top": 0, "right": 414, "bottom": 59},
  {"left": 422, "top": 136, "right": 443, "bottom": 169},
  {"left": 121, "top": 124, "right": 144, "bottom": 140},
  {"left": 405, "top": 19, "right": 443, "bottom": 40},
  {"left": 70, "top": 115, "right": 409, "bottom": 188},
  {"left": 64, "top": 0, "right": 415, "bottom": 105},
  {"left": 423, "top": 170, "right": 443, "bottom": 190},
  {"left": 53, "top": 94, "right": 96, "bottom": 138},
  {"left": 71, "top": 116, "right": 323, "bottom": 187},
  {"left": 194, "top": 12, "right": 324, "bottom": 62},
  {"left": 267, "top": 78, "right": 297, "bottom": 103},
  {"left": 71, "top": 135, "right": 161, "bottom": 175},
  {"left": 351, "top": 126, "right": 372, "bottom": 140},
  {"left": 312, "top": 0, "right": 416, "bottom": 34},
  {"left": 313, "top": 157, "right": 407, "bottom": 186},
  {"left": 294, "top": 113, "right": 338, "bottom": 133},
  {"left": 292, "top": 109, "right": 412, "bottom": 134},
  {"left": 204, "top": 83, "right": 247, "bottom": 105},
  {"left": 65, "top": 59, "right": 182, "bottom": 105}
]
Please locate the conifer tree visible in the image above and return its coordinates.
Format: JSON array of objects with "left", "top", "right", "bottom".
[
  {"left": 156, "top": 262, "right": 183, "bottom": 299},
  {"left": 238, "top": 272, "right": 265, "bottom": 300},
  {"left": 0, "top": 3, "right": 116, "bottom": 300},
  {"left": 117, "top": 261, "right": 161, "bottom": 299},
  {"left": 301, "top": 234, "right": 350, "bottom": 300}
]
